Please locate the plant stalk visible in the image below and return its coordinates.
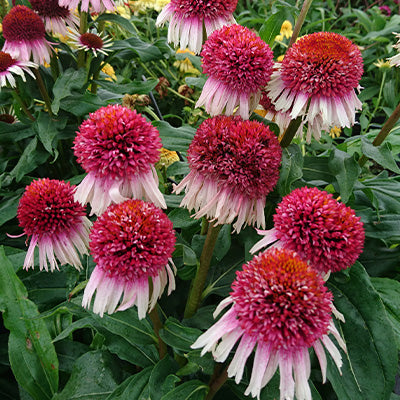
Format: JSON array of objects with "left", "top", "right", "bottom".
[
  {"left": 279, "top": 116, "right": 303, "bottom": 148},
  {"left": 359, "top": 102, "right": 400, "bottom": 166},
  {"left": 149, "top": 305, "right": 167, "bottom": 359},
  {"left": 184, "top": 222, "right": 222, "bottom": 319},
  {"left": 33, "top": 69, "right": 53, "bottom": 117},
  {"left": 205, "top": 364, "right": 229, "bottom": 400},
  {"left": 288, "top": 0, "right": 314, "bottom": 49}
]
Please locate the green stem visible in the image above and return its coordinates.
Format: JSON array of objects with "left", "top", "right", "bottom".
[
  {"left": 205, "top": 364, "right": 229, "bottom": 400},
  {"left": 12, "top": 90, "right": 35, "bottom": 121},
  {"left": 144, "top": 106, "right": 160, "bottom": 121},
  {"left": 33, "top": 69, "right": 53, "bottom": 117},
  {"left": 167, "top": 87, "right": 196, "bottom": 104},
  {"left": 50, "top": 52, "right": 60, "bottom": 80},
  {"left": 288, "top": 0, "right": 314, "bottom": 49},
  {"left": 148, "top": 306, "right": 167, "bottom": 359},
  {"left": 279, "top": 116, "right": 303, "bottom": 148},
  {"left": 200, "top": 218, "right": 209, "bottom": 235},
  {"left": 359, "top": 101, "right": 400, "bottom": 167},
  {"left": 77, "top": 11, "right": 88, "bottom": 68},
  {"left": 184, "top": 223, "right": 222, "bottom": 319}
]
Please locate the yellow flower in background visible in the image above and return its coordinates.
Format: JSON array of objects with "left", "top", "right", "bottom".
[
  {"left": 275, "top": 20, "right": 293, "bottom": 41},
  {"left": 116, "top": 5, "right": 131, "bottom": 19},
  {"left": 156, "top": 148, "right": 180, "bottom": 169},
  {"left": 102, "top": 63, "right": 116, "bottom": 81},
  {"left": 0, "top": 23, "right": 2, "bottom": 34},
  {"left": 154, "top": 0, "right": 170, "bottom": 11},
  {"left": 277, "top": 54, "right": 285, "bottom": 62},
  {"left": 329, "top": 126, "right": 341, "bottom": 138},
  {"left": 174, "top": 48, "right": 200, "bottom": 75},
  {"left": 374, "top": 59, "right": 392, "bottom": 70}
]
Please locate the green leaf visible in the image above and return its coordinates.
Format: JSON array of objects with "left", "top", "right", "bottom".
[
  {"left": 0, "top": 247, "right": 58, "bottom": 400},
  {"left": 358, "top": 209, "right": 400, "bottom": 241},
  {"left": 159, "top": 318, "right": 202, "bottom": 353},
  {"left": 259, "top": 9, "right": 287, "bottom": 48},
  {"left": 154, "top": 121, "right": 196, "bottom": 155},
  {"left": 52, "top": 68, "right": 87, "bottom": 114},
  {"left": 371, "top": 277, "right": 400, "bottom": 349},
  {"left": 328, "top": 149, "right": 360, "bottom": 202},
  {"left": 53, "top": 351, "right": 122, "bottom": 400},
  {"left": 33, "top": 113, "right": 62, "bottom": 155},
  {"left": 10, "top": 138, "right": 50, "bottom": 182},
  {"left": 302, "top": 156, "right": 334, "bottom": 185},
  {"left": 160, "top": 380, "right": 208, "bottom": 400},
  {"left": 60, "top": 92, "right": 106, "bottom": 116},
  {"left": 326, "top": 262, "right": 397, "bottom": 400},
  {"left": 113, "top": 37, "right": 163, "bottom": 62},
  {"left": 149, "top": 357, "right": 179, "bottom": 400},
  {"left": 96, "top": 13, "right": 138, "bottom": 34},
  {"left": 168, "top": 208, "right": 199, "bottom": 229},
  {"left": 167, "top": 161, "right": 190, "bottom": 177},
  {"left": 0, "top": 195, "right": 19, "bottom": 226},
  {"left": 93, "top": 78, "right": 158, "bottom": 95},
  {"left": 361, "top": 137, "right": 400, "bottom": 174},
  {"left": 278, "top": 144, "right": 303, "bottom": 196},
  {"left": 105, "top": 367, "right": 152, "bottom": 400},
  {"left": 213, "top": 224, "right": 231, "bottom": 262}
]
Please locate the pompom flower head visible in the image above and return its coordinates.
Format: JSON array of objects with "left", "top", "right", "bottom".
[
  {"left": 267, "top": 32, "right": 363, "bottom": 142},
  {"left": 2, "top": 5, "right": 53, "bottom": 64},
  {"left": 17, "top": 178, "right": 91, "bottom": 272},
  {"left": 0, "top": 50, "right": 36, "bottom": 88},
  {"left": 82, "top": 199, "right": 176, "bottom": 319},
  {"left": 251, "top": 187, "right": 365, "bottom": 275},
  {"left": 173, "top": 115, "right": 281, "bottom": 233},
  {"left": 30, "top": 0, "right": 78, "bottom": 36},
  {"left": 156, "top": 0, "right": 238, "bottom": 54},
  {"left": 58, "top": 0, "right": 116, "bottom": 13},
  {"left": 196, "top": 24, "right": 274, "bottom": 119},
  {"left": 192, "top": 248, "right": 346, "bottom": 400},
  {"left": 73, "top": 104, "right": 166, "bottom": 215}
]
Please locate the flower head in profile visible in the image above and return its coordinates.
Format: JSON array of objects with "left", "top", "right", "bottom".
[
  {"left": 156, "top": 0, "right": 238, "bottom": 54},
  {"left": 196, "top": 24, "right": 274, "bottom": 119},
  {"left": 30, "top": 0, "right": 78, "bottom": 36},
  {"left": 192, "top": 248, "right": 346, "bottom": 400},
  {"left": 388, "top": 33, "right": 400, "bottom": 67},
  {"left": 2, "top": 5, "right": 54, "bottom": 64},
  {"left": 73, "top": 104, "right": 166, "bottom": 215},
  {"left": 82, "top": 199, "right": 176, "bottom": 319},
  {"left": 58, "top": 0, "right": 116, "bottom": 13},
  {"left": 0, "top": 50, "right": 36, "bottom": 88},
  {"left": 68, "top": 29, "right": 112, "bottom": 57},
  {"left": 267, "top": 32, "right": 363, "bottom": 142},
  {"left": 17, "top": 178, "right": 91, "bottom": 272},
  {"left": 174, "top": 115, "right": 281, "bottom": 233},
  {"left": 251, "top": 187, "right": 365, "bottom": 275}
]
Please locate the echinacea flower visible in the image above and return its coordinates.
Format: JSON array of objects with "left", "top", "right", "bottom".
[
  {"left": 17, "top": 178, "right": 91, "bottom": 272},
  {"left": 30, "top": 0, "right": 79, "bottom": 36},
  {"left": 156, "top": 0, "right": 238, "bottom": 54},
  {"left": 0, "top": 50, "right": 36, "bottom": 88},
  {"left": 68, "top": 29, "right": 112, "bottom": 57},
  {"left": 173, "top": 115, "right": 281, "bottom": 233},
  {"left": 73, "top": 104, "right": 166, "bottom": 215},
  {"left": 2, "top": 5, "right": 53, "bottom": 65},
  {"left": 196, "top": 24, "right": 274, "bottom": 119},
  {"left": 82, "top": 199, "right": 176, "bottom": 318},
  {"left": 251, "top": 187, "right": 365, "bottom": 275},
  {"left": 267, "top": 32, "right": 363, "bottom": 142},
  {"left": 58, "top": 0, "right": 116, "bottom": 13},
  {"left": 192, "top": 248, "right": 346, "bottom": 400},
  {"left": 388, "top": 33, "right": 400, "bottom": 67}
]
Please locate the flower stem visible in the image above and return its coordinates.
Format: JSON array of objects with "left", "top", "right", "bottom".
[
  {"left": 288, "top": 0, "right": 314, "bottom": 49},
  {"left": 363, "top": 71, "right": 386, "bottom": 134},
  {"left": 205, "top": 364, "right": 229, "bottom": 400},
  {"left": 77, "top": 11, "right": 88, "bottom": 69},
  {"left": 149, "top": 305, "right": 167, "bottom": 359},
  {"left": 359, "top": 101, "right": 400, "bottom": 167},
  {"left": 184, "top": 222, "right": 222, "bottom": 319},
  {"left": 279, "top": 115, "right": 303, "bottom": 148},
  {"left": 12, "top": 89, "right": 35, "bottom": 121},
  {"left": 33, "top": 69, "right": 53, "bottom": 117},
  {"left": 167, "top": 87, "right": 196, "bottom": 104}
]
